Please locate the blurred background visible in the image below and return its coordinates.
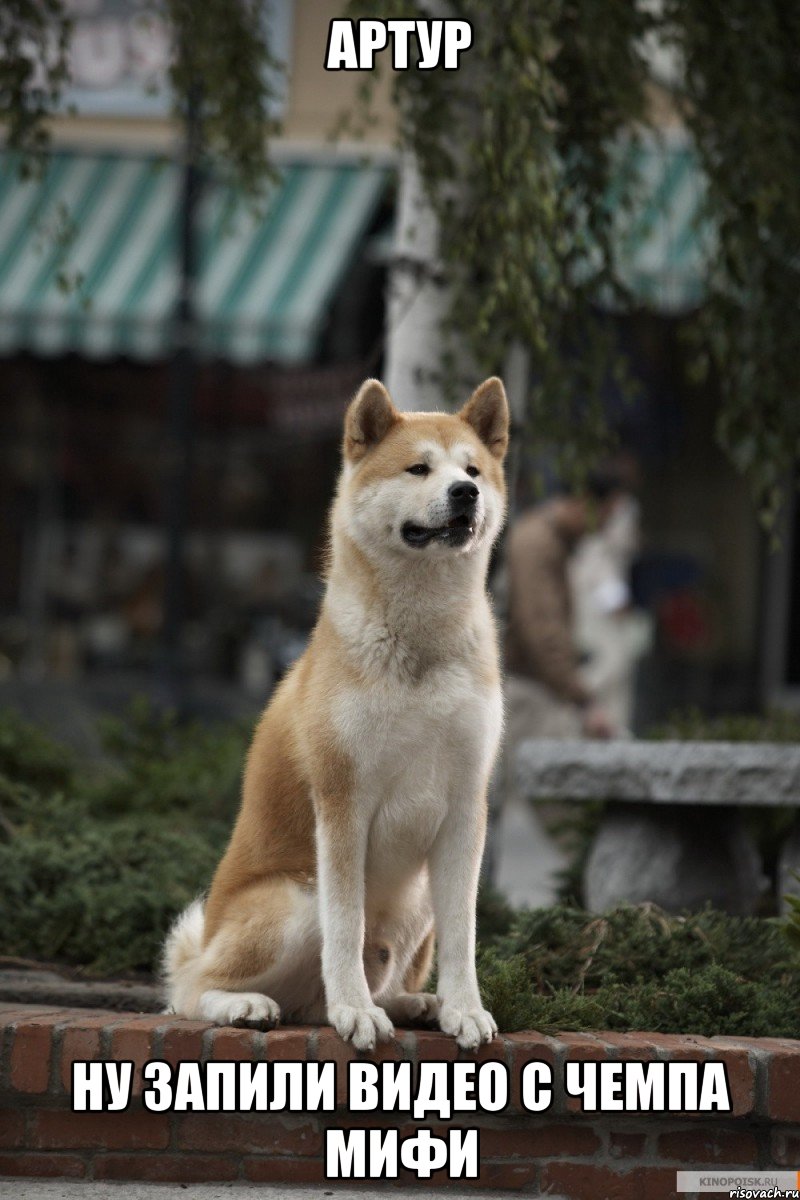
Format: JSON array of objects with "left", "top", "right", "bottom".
[{"left": 0, "top": 0, "right": 797, "bottom": 740}]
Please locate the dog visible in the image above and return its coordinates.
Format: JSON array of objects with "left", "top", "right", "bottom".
[{"left": 163, "top": 375, "right": 509, "bottom": 1051}]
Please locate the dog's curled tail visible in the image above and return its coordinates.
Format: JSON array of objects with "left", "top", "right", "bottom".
[{"left": 161, "top": 897, "right": 205, "bottom": 1014}]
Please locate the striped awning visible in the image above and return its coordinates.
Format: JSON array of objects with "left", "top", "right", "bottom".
[
  {"left": 611, "top": 133, "right": 711, "bottom": 312},
  {"left": 0, "top": 151, "right": 389, "bottom": 363}
]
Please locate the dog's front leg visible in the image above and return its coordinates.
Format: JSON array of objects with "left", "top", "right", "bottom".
[
  {"left": 428, "top": 795, "right": 497, "bottom": 1050},
  {"left": 316, "top": 809, "right": 394, "bottom": 1051}
]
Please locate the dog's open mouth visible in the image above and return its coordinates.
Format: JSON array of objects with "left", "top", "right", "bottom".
[{"left": 401, "top": 513, "right": 476, "bottom": 548}]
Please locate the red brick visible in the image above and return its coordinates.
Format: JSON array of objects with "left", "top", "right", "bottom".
[
  {"left": 0, "top": 1005, "right": 65, "bottom": 1022},
  {"left": 540, "top": 1162, "right": 640, "bottom": 1200},
  {"left": 315, "top": 1028, "right": 356, "bottom": 1106},
  {"left": 481, "top": 1122, "right": 600, "bottom": 1159},
  {"left": 657, "top": 1127, "right": 757, "bottom": 1164},
  {"left": 641, "top": 1166, "right": 683, "bottom": 1200},
  {"left": 313, "top": 1027, "right": 417, "bottom": 1106},
  {"left": 109, "top": 1016, "right": 167, "bottom": 1097},
  {"left": 414, "top": 1029, "right": 460, "bottom": 1062},
  {"left": 772, "top": 1127, "right": 800, "bottom": 1166},
  {"left": 767, "top": 1045, "right": 800, "bottom": 1123},
  {"left": 30, "top": 1108, "right": 170, "bottom": 1151},
  {"left": 651, "top": 1033, "right": 721, "bottom": 1056},
  {"left": 594, "top": 1032, "right": 659, "bottom": 1061},
  {"left": 506, "top": 1031, "right": 559, "bottom": 1113},
  {"left": 209, "top": 1027, "right": 259, "bottom": 1061},
  {"left": 469, "top": 1161, "right": 538, "bottom": 1190},
  {"left": 0, "top": 1152, "right": 86, "bottom": 1178},
  {"left": 10, "top": 1015, "right": 64, "bottom": 1093},
  {"left": 457, "top": 1037, "right": 505, "bottom": 1066},
  {"left": 711, "top": 1049, "right": 755, "bottom": 1119},
  {"left": 557, "top": 1031, "right": 612, "bottom": 1054},
  {"left": 653, "top": 1037, "right": 755, "bottom": 1118},
  {"left": 176, "top": 1113, "right": 322, "bottom": 1155},
  {"left": 559, "top": 1032, "right": 609, "bottom": 1115},
  {"left": 608, "top": 1130, "right": 648, "bottom": 1159},
  {"left": 160, "top": 1021, "right": 209, "bottom": 1069},
  {"left": 244, "top": 1155, "right": 326, "bottom": 1183},
  {"left": 94, "top": 1153, "right": 239, "bottom": 1182},
  {"left": 264, "top": 1028, "right": 310, "bottom": 1061},
  {"left": 0, "top": 1107, "right": 25, "bottom": 1148},
  {"left": 59, "top": 1015, "right": 119, "bottom": 1092}
]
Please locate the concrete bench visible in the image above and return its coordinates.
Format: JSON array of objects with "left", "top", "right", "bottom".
[{"left": 516, "top": 739, "right": 800, "bottom": 914}]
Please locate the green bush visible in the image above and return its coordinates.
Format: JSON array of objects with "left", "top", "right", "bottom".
[
  {"left": 0, "top": 700, "right": 247, "bottom": 974},
  {"left": 475, "top": 896, "right": 800, "bottom": 1037},
  {"left": 648, "top": 706, "right": 800, "bottom": 743}
]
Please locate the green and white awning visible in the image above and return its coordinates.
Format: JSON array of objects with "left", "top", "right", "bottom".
[
  {"left": 611, "top": 133, "right": 711, "bottom": 312},
  {"left": 0, "top": 151, "right": 389, "bottom": 363}
]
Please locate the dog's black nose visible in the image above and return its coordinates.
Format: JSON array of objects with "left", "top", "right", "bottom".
[{"left": 448, "top": 480, "right": 479, "bottom": 508}]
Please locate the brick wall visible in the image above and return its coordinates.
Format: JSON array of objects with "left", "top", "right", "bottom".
[{"left": 1, "top": 1002, "right": 799, "bottom": 1197}]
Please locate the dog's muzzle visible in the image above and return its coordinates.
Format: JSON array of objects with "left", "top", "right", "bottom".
[{"left": 401, "top": 482, "right": 480, "bottom": 548}]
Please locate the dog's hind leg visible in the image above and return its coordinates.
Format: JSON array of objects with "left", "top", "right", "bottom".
[
  {"left": 164, "top": 876, "right": 323, "bottom": 1027},
  {"left": 380, "top": 924, "right": 440, "bottom": 1026}
]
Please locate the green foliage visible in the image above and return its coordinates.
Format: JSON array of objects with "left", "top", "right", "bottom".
[
  {"left": 0, "top": 0, "right": 71, "bottom": 165},
  {"left": 0, "top": 814, "right": 222, "bottom": 974},
  {"left": 0, "top": 701, "right": 247, "bottom": 974},
  {"left": 90, "top": 696, "right": 247, "bottom": 819},
  {"left": 349, "top": 0, "right": 653, "bottom": 482},
  {"left": 347, "top": 0, "right": 800, "bottom": 516},
  {"left": 663, "top": 0, "right": 800, "bottom": 528},
  {"left": 785, "top": 873, "right": 800, "bottom": 954},
  {"left": 477, "top": 902, "right": 800, "bottom": 1037},
  {"left": 165, "top": 0, "right": 281, "bottom": 195},
  {"left": 0, "top": 707, "right": 74, "bottom": 791},
  {"left": 649, "top": 706, "right": 800, "bottom": 744}
]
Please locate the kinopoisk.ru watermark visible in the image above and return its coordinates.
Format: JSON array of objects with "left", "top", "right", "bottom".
[{"left": 676, "top": 1170, "right": 800, "bottom": 1197}]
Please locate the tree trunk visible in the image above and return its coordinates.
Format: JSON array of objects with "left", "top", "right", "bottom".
[{"left": 383, "top": 152, "right": 451, "bottom": 412}]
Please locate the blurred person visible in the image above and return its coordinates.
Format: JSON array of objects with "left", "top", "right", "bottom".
[
  {"left": 503, "top": 468, "right": 627, "bottom": 744},
  {"left": 570, "top": 489, "right": 653, "bottom": 732},
  {"left": 488, "top": 469, "right": 628, "bottom": 908}
]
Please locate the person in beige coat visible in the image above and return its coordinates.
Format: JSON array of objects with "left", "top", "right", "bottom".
[{"left": 504, "top": 476, "right": 626, "bottom": 744}]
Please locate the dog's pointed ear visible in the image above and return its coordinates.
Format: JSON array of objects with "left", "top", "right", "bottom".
[
  {"left": 344, "top": 379, "right": 400, "bottom": 462},
  {"left": 459, "top": 377, "right": 509, "bottom": 460}
]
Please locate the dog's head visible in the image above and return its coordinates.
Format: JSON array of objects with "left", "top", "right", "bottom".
[{"left": 336, "top": 377, "right": 509, "bottom": 562}]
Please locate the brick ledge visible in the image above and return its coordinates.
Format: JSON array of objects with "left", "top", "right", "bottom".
[{"left": 2, "top": 1003, "right": 800, "bottom": 1195}]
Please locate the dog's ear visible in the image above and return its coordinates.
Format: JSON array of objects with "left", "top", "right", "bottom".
[
  {"left": 459, "top": 377, "right": 509, "bottom": 460},
  {"left": 344, "top": 379, "right": 400, "bottom": 462}
]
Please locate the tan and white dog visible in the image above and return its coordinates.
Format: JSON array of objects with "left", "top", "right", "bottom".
[{"left": 163, "top": 375, "right": 509, "bottom": 1051}]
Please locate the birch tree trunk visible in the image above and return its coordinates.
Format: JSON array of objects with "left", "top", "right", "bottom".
[{"left": 383, "top": 152, "right": 451, "bottom": 412}]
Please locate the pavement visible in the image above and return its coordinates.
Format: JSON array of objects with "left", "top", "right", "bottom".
[{"left": 0, "top": 1184, "right": 546, "bottom": 1199}]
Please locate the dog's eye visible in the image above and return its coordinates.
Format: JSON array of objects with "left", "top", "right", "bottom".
[
  {"left": 406, "top": 463, "right": 430, "bottom": 476},
  {"left": 466, "top": 465, "right": 480, "bottom": 478}
]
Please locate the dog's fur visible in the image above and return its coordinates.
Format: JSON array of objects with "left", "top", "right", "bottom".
[{"left": 163, "top": 376, "right": 509, "bottom": 1050}]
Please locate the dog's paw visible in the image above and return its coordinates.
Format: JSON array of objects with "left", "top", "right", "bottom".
[
  {"left": 384, "top": 992, "right": 439, "bottom": 1025},
  {"left": 438, "top": 1002, "right": 497, "bottom": 1050},
  {"left": 329, "top": 1003, "right": 394, "bottom": 1051},
  {"left": 199, "top": 989, "right": 281, "bottom": 1029}
]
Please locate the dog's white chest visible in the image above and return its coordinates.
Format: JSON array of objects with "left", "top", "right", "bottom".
[{"left": 333, "top": 662, "right": 501, "bottom": 884}]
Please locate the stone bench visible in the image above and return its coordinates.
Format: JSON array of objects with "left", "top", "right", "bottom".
[{"left": 515, "top": 740, "right": 800, "bottom": 914}]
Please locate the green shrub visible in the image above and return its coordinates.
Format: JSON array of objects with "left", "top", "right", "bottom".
[
  {"left": 475, "top": 902, "right": 800, "bottom": 1037},
  {"left": 0, "top": 700, "right": 246, "bottom": 975},
  {"left": 0, "top": 707, "right": 74, "bottom": 790},
  {"left": 90, "top": 697, "right": 248, "bottom": 819},
  {"left": 648, "top": 707, "right": 800, "bottom": 743}
]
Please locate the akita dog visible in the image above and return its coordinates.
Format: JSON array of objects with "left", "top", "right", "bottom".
[{"left": 163, "top": 376, "right": 509, "bottom": 1051}]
